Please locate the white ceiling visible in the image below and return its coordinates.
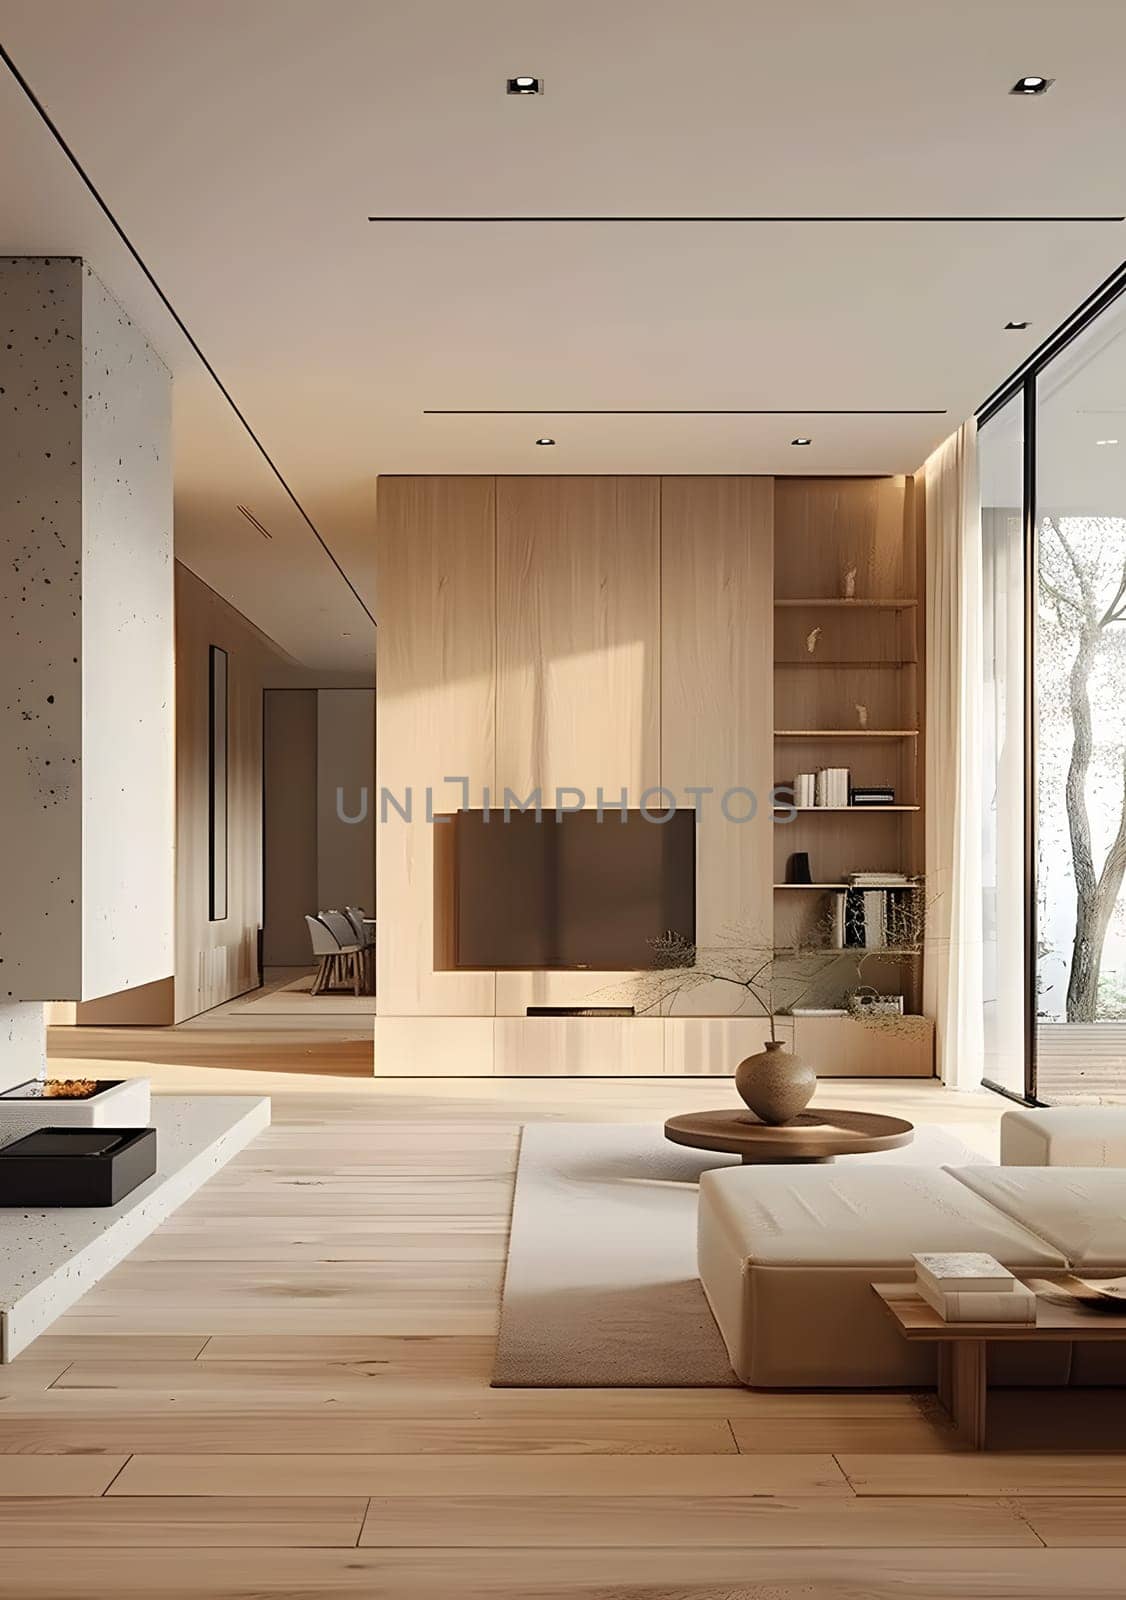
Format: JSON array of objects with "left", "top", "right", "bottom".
[{"left": 2, "top": 0, "right": 1126, "bottom": 666}]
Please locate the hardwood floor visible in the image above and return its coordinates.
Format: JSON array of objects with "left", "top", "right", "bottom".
[{"left": 3, "top": 1028, "right": 1123, "bottom": 1595}]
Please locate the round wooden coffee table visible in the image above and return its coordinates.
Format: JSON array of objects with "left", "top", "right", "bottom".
[{"left": 664, "top": 1107, "right": 914, "bottom": 1163}]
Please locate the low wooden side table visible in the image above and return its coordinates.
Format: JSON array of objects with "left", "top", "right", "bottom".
[{"left": 873, "top": 1278, "right": 1126, "bottom": 1448}]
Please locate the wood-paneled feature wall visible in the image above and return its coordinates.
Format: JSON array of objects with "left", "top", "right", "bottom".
[{"left": 375, "top": 476, "right": 780, "bottom": 1070}]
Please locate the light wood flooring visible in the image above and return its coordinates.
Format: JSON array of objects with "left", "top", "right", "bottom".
[{"left": 5, "top": 1029, "right": 1125, "bottom": 1596}]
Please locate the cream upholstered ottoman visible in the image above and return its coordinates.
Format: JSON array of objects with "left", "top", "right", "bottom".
[
  {"left": 1001, "top": 1107, "right": 1126, "bottom": 1168},
  {"left": 696, "top": 1164, "right": 1068, "bottom": 1387}
]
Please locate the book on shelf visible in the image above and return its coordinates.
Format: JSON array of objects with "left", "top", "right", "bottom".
[
  {"left": 793, "top": 772, "right": 816, "bottom": 808},
  {"left": 913, "top": 1252, "right": 1017, "bottom": 1294},
  {"left": 810, "top": 767, "right": 850, "bottom": 807},
  {"left": 844, "top": 886, "right": 917, "bottom": 949},
  {"left": 830, "top": 891, "right": 847, "bottom": 949},
  {"left": 916, "top": 1280, "right": 1037, "bottom": 1324},
  {"left": 862, "top": 889, "right": 885, "bottom": 948},
  {"left": 850, "top": 785, "right": 896, "bottom": 806},
  {"left": 849, "top": 871, "right": 913, "bottom": 887},
  {"left": 791, "top": 769, "right": 850, "bottom": 807}
]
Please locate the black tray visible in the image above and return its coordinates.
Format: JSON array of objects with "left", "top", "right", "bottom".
[{"left": 0, "top": 1126, "right": 157, "bottom": 1207}]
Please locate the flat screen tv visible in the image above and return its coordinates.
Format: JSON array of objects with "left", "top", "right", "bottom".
[{"left": 444, "top": 808, "right": 696, "bottom": 970}]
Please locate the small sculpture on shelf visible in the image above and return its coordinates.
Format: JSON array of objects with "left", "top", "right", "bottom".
[{"left": 786, "top": 851, "right": 813, "bottom": 885}]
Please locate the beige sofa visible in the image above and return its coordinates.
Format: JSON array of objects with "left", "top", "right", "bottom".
[{"left": 697, "top": 1161, "right": 1126, "bottom": 1387}]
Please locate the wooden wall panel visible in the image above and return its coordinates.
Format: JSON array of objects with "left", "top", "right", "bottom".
[
  {"left": 660, "top": 477, "right": 775, "bottom": 1016},
  {"left": 664, "top": 1015, "right": 794, "bottom": 1075},
  {"left": 374, "top": 477, "right": 496, "bottom": 1018},
  {"left": 793, "top": 1014, "right": 934, "bottom": 1077},
  {"left": 495, "top": 477, "right": 660, "bottom": 800},
  {"left": 174, "top": 566, "right": 281, "bottom": 1022},
  {"left": 493, "top": 478, "right": 660, "bottom": 1017},
  {"left": 493, "top": 1017, "right": 665, "bottom": 1076}
]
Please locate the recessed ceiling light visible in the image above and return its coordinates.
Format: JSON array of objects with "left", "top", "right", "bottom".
[
  {"left": 791, "top": 437, "right": 812, "bottom": 447},
  {"left": 1005, "top": 320, "right": 1032, "bottom": 330},
  {"left": 507, "top": 75, "right": 542, "bottom": 95},
  {"left": 1010, "top": 75, "right": 1053, "bottom": 95},
  {"left": 535, "top": 436, "right": 556, "bottom": 446},
  {"left": 1097, "top": 438, "right": 1120, "bottom": 446}
]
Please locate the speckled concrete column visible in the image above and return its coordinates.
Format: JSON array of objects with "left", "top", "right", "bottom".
[
  {"left": 0, "top": 1004, "right": 45, "bottom": 1096},
  {"left": 0, "top": 258, "right": 173, "bottom": 1007}
]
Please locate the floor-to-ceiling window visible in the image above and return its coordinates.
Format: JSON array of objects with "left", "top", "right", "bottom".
[
  {"left": 978, "top": 277, "right": 1126, "bottom": 1102},
  {"left": 1035, "top": 297, "right": 1126, "bottom": 1101}
]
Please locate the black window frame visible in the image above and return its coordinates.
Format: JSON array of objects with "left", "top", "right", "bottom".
[{"left": 977, "top": 259, "right": 1126, "bottom": 1103}]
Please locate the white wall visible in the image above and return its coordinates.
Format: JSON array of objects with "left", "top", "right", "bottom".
[{"left": 0, "top": 258, "right": 173, "bottom": 1002}]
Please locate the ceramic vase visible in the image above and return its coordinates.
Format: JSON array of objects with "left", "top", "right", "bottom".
[{"left": 735, "top": 1038, "right": 816, "bottom": 1125}]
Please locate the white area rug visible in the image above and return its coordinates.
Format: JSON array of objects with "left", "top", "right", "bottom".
[{"left": 493, "top": 1120, "right": 987, "bottom": 1388}]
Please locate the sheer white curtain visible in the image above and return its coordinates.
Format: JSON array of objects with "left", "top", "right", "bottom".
[{"left": 924, "top": 420, "right": 985, "bottom": 1088}]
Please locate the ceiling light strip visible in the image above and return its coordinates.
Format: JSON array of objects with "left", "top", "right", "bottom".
[
  {"left": 424, "top": 408, "right": 948, "bottom": 416},
  {"left": 0, "top": 42, "right": 376, "bottom": 631},
  {"left": 369, "top": 214, "right": 1124, "bottom": 224}
]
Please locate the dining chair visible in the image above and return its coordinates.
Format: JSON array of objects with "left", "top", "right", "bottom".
[
  {"left": 305, "top": 913, "right": 364, "bottom": 997},
  {"left": 319, "top": 911, "right": 366, "bottom": 996}
]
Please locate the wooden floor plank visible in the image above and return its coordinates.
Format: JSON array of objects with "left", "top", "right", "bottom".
[
  {"left": 108, "top": 1452, "right": 846, "bottom": 1498},
  {"left": 0, "top": 1497, "right": 367, "bottom": 1548},
  {"left": 1016, "top": 1497, "right": 1126, "bottom": 1545},
  {"left": 195, "top": 1335, "right": 496, "bottom": 1369},
  {"left": 0, "top": 1361, "right": 74, "bottom": 1393},
  {"left": 0, "top": 1414, "right": 740, "bottom": 1456},
  {"left": 136, "top": 1230, "right": 507, "bottom": 1262},
  {"left": 731, "top": 1412, "right": 964, "bottom": 1454},
  {"left": 840, "top": 1453, "right": 1126, "bottom": 1496},
  {"left": 2, "top": 1546, "right": 1122, "bottom": 1600},
  {"left": 0, "top": 1457, "right": 127, "bottom": 1496},
  {"left": 49, "top": 1308, "right": 501, "bottom": 1336},
  {"left": 20, "top": 1336, "right": 208, "bottom": 1363},
  {"left": 0, "top": 1377, "right": 929, "bottom": 1418},
  {"left": 356, "top": 1493, "right": 1040, "bottom": 1547}
]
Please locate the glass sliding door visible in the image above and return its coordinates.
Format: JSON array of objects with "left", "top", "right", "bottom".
[
  {"left": 1035, "top": 297, "right": 1126, "bottom": 1101},
  {"left": 979, "top": 396, "right": 1028, "bottom": 1096}
]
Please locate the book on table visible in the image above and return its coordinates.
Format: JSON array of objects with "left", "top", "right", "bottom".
[
  {"left": 912, "top": 1252, "right": 1017, "bottom": 1294},
  {"left": 916, "top": 1280, "right": 1037, "bottom": 1323}
]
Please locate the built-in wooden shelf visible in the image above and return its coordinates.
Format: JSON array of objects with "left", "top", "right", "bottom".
[
  {"left": 773, "top": 881, "right": 921, "bottom": 890},
  {"left": 775, "top": 598, "right": 918, "bottom": 610},
  {"left": 774, "top": 729, "right": 920, "bottom": 739},
  {"left": 776, "top": 659, "right": 916, "bottom": 669},
  {"left": 773, "top": 945, "right": 923, "bottom": 957},
  {"left": 774, "top": 805, "right": 920, "bottom": 813},
  {"left": 772, "top": 476, "right": 927, "bottom": 1041}
]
